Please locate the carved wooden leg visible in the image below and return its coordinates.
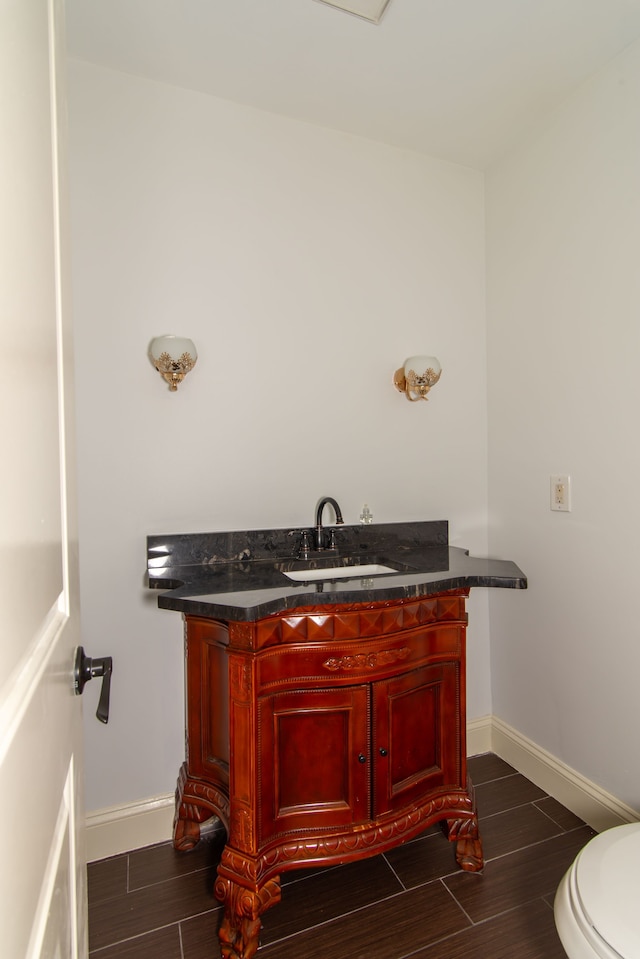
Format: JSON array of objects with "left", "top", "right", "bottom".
[
  {"left": 173, "top": 815, "right": 205, "bottom": 852},
  {"left": 437, "top": 775, "right": 484, "bottom": 872},
  {"left": 442, "top": 816, "right": 484, "bottom": 872},
  {"left": 173, "top": 762, "right": 230, "bottom": 851},
  {"left": 214, "top": 876, "right": 281, "bottom": 959},
  {"left": 454, "top": 835, "right": 484, "bottom": 872}
]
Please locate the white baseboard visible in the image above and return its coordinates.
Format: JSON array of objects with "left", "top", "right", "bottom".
[
  {"left": 86, "top": 793, "right": 174, "bottom": 862},
  {"left": 467, "top": 714, "right": 493, "bottom": 756},
  {"left": 490, "top": 715, "right": 640, "bottom": 832},
  {"left": 85, "top": 715, "right": 639, "bottom": 861}
]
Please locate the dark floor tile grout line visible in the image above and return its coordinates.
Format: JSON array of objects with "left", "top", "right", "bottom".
[
  {"left": 397, "top": 896, "right": 557, "bottom": 959},
  {"left": 256, "top": 882, "right": 565, "bottom": 959},
  {"left": 533, "top": 799, "right": 557, "bottom": 819},
  {"left": 256, "top": 878, "right": 448, "bottom": 952},
  {"left": 475, "top": 771, "right": 521, "bottom": 785},
  {"left": 89, "top": 924, "right": 178, "bottom": 956},
  {"left": 438, "top": 873, "right": 476, "bottom": 927},
  {"left": 482, "top": 822, "right": 587, "bottom": 866},
  {"left": 119, "top": 859, "right": 217, "bottom": 895},
  {"left": 532, "top": 798, "right": 579, "bottom": 831},
  {"left": 381, "top": 852, "right": 409, "bottom": 891},
  {"left": 397, "top": 920, "right": 471, "bottom": 959},
  {"left": 266, "top": 837, "right": 562, "bottom": 956},
  {"left": 88, "top": 907, "right": 216, "bottom": 957},
  {"left": 472, "top": 768, "right": 523, "bottom": 786},
  {"left": 465, "top": 894, "right": 561, "bottom": 928},
  {"left": 480, "top": 797, "right": 552, "bottom": 824},
  {"left": 278, "top": 849, "right": 402, "bottom": 891}
]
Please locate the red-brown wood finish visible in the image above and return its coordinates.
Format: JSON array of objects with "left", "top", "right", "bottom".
[{"left": 173, "top": 590, "right": 483, "bottom": 959}]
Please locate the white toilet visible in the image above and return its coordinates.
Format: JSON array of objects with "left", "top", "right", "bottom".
[{"left": 554, "top": 822, "right": 640, "bottom": 958}]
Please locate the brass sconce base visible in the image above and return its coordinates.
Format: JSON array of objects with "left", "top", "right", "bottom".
[
  {"left": 394, "top": 363, "right": 441, "bottom": 401},
  {"left": 393, "top": 368, "right": 408, "bottom": 393},
  {"left": 155, "top": 352, "right": 197, "bottom": 391}
]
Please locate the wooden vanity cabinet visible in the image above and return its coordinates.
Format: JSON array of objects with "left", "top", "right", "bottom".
[{"left": 173, "top": 591, "right": 483, "bottom": 959}]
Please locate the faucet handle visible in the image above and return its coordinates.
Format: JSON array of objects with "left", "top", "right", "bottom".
[
  {"left": 327, "top": 528, "right": 338, "bottom": 550},
  {"left": 298, "top": 529, "right": 313, "bottom": 558}
]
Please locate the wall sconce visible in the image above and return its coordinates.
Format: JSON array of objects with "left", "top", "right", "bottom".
[
  {"left": 149, "top": 335, "right": 197, "bottom": 391},
  {"left": 394, "top": 355, "right": 441, "bottom": 402}
]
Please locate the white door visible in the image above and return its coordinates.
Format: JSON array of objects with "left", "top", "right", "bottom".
[{"left": 0, "top": 0, "right": 87, "bottom": 956}]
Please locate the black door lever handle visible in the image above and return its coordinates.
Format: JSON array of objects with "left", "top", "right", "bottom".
[{"left": 74, "top": 646, "right": 113, "bottom": 724}]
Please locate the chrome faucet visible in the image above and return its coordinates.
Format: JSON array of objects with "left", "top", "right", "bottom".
[{"left": 314, "top": 496, "right": 344, "bottom": 550}]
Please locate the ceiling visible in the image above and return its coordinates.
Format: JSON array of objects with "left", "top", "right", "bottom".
[{"left": 65, "top": 0, "right": 640, "bottom": 169}]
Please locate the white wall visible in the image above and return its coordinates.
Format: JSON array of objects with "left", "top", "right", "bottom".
[
  {"left": 486, "top": 39, "right": 640, "bottom": 811},
  {"left": 67, "top": 61, "right": 490, "bottom": 814}
]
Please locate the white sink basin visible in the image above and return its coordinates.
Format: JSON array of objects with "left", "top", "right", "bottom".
[{"left": 283, "top": 564, "right": 397, "bottom": 582}]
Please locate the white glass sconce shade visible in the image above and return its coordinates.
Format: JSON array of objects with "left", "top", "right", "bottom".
[
  {"left": 149, "top": 335, "right": 197, "bottom": 391},
  {"left": 394, "top": 355, "right": 441, "bottom": 402}
]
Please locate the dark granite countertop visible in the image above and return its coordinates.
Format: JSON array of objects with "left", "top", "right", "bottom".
[{"left": 147, "top": 521, "right": 527, "bottom": 622}]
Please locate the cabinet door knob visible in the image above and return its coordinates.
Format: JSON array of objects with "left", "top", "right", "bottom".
[
  {"left": 379, "top": 747, "right": 388, "bottom": 757},
  {"left": 357, "top": 752, "right": 367, "bottom": 764}
]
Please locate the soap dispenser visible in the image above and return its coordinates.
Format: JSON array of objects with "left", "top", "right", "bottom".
[{"left": 360, "top": 504, "right": 373, "bottom": 524}]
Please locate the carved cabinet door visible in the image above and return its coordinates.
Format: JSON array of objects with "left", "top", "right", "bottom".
[
  {"left": 257, "top": 685, "right": 371, "bottom": 842},
  {"left": 372, "top": 662, "right": 461, "bottom": 817}
]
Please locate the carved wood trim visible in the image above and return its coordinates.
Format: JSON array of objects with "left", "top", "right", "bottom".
[
  {"left": 228, "top": 621, "right": 256, "bottom": 649},
  {"left": 219, "top": 789, "right": 478, "bottom": 886},
  {"left": 229, "top": 658, "right": 252, "bottom": 702},
  {"left": 322, "top": 646, "right": 411, "bottom": 672},
  {"left": 173, "top": 762, "right": 230, "bottom": 850},
  {"left": 214, "top": 873, "right": 281, "bottom": 916},
  {"left": 230, "top": 806, "right": 255, "bottom": 853}
]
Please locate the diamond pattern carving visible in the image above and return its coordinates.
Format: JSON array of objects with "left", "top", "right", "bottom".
[
  {"left": 381, "top": 607, "right": 404, "bottom": 633},
  {"left": 334, "top": 612, "right": 364, "bottom": 639},
  {"left": 307, "top": 615, "right": 334, "bottom": 640},
  {"left": 252, "top": 593, "right": 467, "bottom": 647}
]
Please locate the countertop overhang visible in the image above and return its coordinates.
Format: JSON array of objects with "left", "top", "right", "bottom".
[{"left": 147, "top": 521, "right": 527, "bottom": 622}]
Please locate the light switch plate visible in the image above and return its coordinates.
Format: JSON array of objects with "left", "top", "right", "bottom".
[{"left": 550, "top": 474, "right": 571, "bottom": 512}]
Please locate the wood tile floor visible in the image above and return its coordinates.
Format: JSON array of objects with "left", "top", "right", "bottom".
[{"left": 88, "top": 754, "right": 591, "bottom": 958}]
